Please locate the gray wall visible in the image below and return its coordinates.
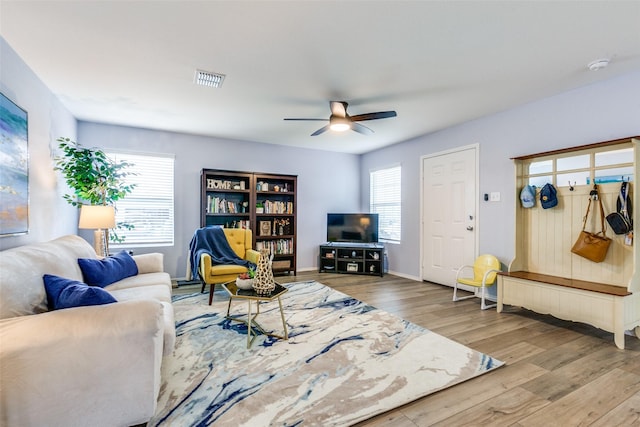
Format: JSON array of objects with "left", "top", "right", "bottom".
[
  {"left": 78, "top": 122, "right": 361, "bottom": 277},
  {"left": 361, "top": 71, "right": 640, "bottom": 281},
  {"left": 0, "top": 37, "right": 77, "bottom": 251}
]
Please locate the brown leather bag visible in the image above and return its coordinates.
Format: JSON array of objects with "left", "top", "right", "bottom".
[{"left": 571, "top": 186, "right": 612, "bottom": 263}]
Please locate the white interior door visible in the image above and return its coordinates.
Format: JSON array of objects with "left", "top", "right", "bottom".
[{"left": 422, "top": 146, "right": 478, "bottom": 287}]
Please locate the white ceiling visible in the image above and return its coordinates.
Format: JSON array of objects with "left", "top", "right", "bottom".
[{"left": 1, "top": 1, "right": 639, "bottom": 154}]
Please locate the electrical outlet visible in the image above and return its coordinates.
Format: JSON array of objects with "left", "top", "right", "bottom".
[{"left": 490, "top": 192, "right": 501, "bottom": 202}]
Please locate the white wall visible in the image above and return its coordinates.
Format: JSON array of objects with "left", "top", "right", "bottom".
[
  {"left": 0, "top": 37, "right": 77, "bottom": 251},
  {"left": 78, "top": 122, "right": 361, "bottom": 278},
  {"left": 361, "top": 71, "right": 640, "bottom": 282}
]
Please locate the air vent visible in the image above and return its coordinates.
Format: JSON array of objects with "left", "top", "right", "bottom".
[{"left": 194, "top": 69, "right": 225, "bottom": 88}]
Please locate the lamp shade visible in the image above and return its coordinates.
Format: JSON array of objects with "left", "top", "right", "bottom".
[{"left": 78, "top": 205, "right": 116, "bottom": 229}]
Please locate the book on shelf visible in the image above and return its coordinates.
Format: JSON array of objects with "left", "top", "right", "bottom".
[
  {"left": 258, "top": 200, "right": 294, "bottom": 214},
  {"left": 206, "top": 196, "right": 246, "bottom": 214},
  {"left": 255, "top": 239, "right": 293, "bottom": 255}
]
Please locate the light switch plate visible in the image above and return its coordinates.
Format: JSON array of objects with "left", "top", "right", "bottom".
[{"left": 490, "top": 192, "right": 501, "bottom": 202}]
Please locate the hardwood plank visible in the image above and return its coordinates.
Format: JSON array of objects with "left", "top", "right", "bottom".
[
  {"left": 522, "top": 334, "right": 613, "bottom": 372},
  {"left": 589, "top": 391, "right": 640, "bottom": 426},
  {"left": 354, "top": 411, "right": 418, "bottom": 427},
  {"left": 487, "top": 341, "right": 547, "bottom": 366},
  {"left": 396, "top": 363, "right": 548, "bottom": 427},
  {"left": 517, "top": 369, "right": 640, "bottom": 426},
  {"left": 430, "top": 387, "right": 550, "bottom": 427},
  {"left": 521, "top": 344, "right": 635, "bottom": 401}
]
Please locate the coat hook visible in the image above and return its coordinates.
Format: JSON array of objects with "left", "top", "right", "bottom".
[{"left": 569, "top": 181, "right": 575, "bottom": 191}]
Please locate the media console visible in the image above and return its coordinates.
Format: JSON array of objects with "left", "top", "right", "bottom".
[{"left": 319, "top": 242, "right": 384, "bottom": 277}]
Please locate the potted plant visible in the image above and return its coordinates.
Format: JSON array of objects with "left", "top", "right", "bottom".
[
  {"left": 53, "top": 137, "right": 136, "bottom": 243},
  {"left": 256, "top": 202, "right": 264, "bottom": 214},
  {"left": 236, "top": 267, "right": 256, "bottom": 290}
]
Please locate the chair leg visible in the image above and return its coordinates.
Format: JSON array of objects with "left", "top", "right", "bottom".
[
  {"left": 480, "top": 285, "right": 496, "bottom": 310},
  {"left": 201, "top": 281, "right": 206, "bottom": 293},
  {"left": 453, "top": 282, "right": 475, "bottom": 302}
]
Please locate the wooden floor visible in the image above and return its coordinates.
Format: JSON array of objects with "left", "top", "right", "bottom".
[{"left": 174, "top": 272, "right": 640, "bottom": 426}]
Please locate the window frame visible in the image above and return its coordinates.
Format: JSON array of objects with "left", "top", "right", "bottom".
[
  {"left": 520, "top": 142, "right": 633, "bottom": 188},
  {"left": 369, "top": 164, "right": 401, "bottom": 244}
]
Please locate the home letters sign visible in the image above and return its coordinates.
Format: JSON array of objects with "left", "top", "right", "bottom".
[{"left": 207, "top": 179, "right": 232, "bottom": 190}]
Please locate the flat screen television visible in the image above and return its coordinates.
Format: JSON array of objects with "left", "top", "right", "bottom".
[{"left": 327, "top": 213, "right": 379, "bottom": 243}]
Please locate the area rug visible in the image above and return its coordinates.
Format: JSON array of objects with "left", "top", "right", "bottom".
[{"left": 149, "top": 281, "right": 503, "bottom": 426}]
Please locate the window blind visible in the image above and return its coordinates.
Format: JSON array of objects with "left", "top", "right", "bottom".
[
  {"left": 370, "top": 165, "right": 401, "bottom": 243},
  {"left": 106, "top": 151, "right": 175, "bottom": 247}
]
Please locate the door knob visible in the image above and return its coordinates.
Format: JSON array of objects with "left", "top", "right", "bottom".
[{"left": 466, "top": 226, "right": 474, "bottom": 231}]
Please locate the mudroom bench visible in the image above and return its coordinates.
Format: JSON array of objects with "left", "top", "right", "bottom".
[
  {"left": 497, "top": 271, "right": 640, "bottom": 349},
  {"left": 502, "top": 137, "right": 640, "bottom": 350}
]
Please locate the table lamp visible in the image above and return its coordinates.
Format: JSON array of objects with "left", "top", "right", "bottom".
[{"left": 79, "top": 205, "right": 116, "bottom": 257}]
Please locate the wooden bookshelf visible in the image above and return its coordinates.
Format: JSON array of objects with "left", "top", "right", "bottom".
[{"left": 200, "top": 169, "right": 297, "bottom": 275}]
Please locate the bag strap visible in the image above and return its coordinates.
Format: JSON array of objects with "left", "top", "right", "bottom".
[
  {"left": 619, "top": 181, "right": 631, "bottom": 221},
  {"left": 583, "top": 185, "right": 607, "bottom": 236},
  {"left": 597, "top": 196, "right": 607, "bottom": 236}
]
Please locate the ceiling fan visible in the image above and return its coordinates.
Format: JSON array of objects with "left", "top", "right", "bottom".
[{"left": 284, "top": 101, "right": 397, "bottom": 136}]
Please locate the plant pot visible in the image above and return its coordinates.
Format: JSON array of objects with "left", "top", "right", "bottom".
[{"left": 236, "top": 277, "right": 255, "bottom": 290}]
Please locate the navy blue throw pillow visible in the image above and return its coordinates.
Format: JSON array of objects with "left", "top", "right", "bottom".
[
  {"left": 43, "top": 274, "right": 117, "bottom": 310},
  {"left": 78, "top": 250, "right": 138, "bottom": 288}
]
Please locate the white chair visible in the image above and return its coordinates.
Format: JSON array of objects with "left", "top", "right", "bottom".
[{"left": 453, "top": 254, "right": 501, "bottom": 310}]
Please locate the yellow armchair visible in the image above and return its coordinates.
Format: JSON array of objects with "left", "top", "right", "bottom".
[{"left": 196, "top": 228, "right": 260, "bottom": 304}]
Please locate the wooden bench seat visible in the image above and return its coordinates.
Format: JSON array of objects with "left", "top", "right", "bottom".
[
  {"left": 499, "top": 271, "right": 631, "bottom": 296},
  {"left": 497, "top": 271, "right": 640, "bottom": 349}
]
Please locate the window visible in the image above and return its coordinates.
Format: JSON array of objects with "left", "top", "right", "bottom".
[
  {"left": 370, "top": 165, "right": 401, "bottom": 243},
  {"left": 106, "top": 151, "right": 175, "bottom": 247},
  {"left": 523, "top": 144, "right": 633, "bottom": 188}
]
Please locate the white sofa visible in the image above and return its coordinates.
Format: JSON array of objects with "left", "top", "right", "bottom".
[{"left": 0, "top": 235, "right": 176, "bottom": 427}]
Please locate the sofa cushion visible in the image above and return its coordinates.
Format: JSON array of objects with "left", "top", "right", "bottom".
[
  {"left": 105, "top": 271, "right": 172, "bottom": 292},
  {"left": 0, "top": 235, "right": 97, "bottom": 319},
  {"left": 109, "top": 284, "right": 172, "bottom": 304},
  {"left": 132, "top": 252, "right": 164, "bottom": 274},
  {"left": 43, "top": 274, "right": 117, "bottom": 310},
  {"left": 78, "top": 250, "right": 139, "bottom": 287}
]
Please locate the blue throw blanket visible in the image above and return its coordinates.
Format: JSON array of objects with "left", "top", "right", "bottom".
[{"left": 189, "top": 226, "right": 255, "bottom": 279}]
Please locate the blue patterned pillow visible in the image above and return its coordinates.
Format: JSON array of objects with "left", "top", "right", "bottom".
[
  {"left": 43, "top": 274, "right": 117, "bottom": 310},
  {"left": 78, "top": 250, "right": 138, "bottom": 287}
]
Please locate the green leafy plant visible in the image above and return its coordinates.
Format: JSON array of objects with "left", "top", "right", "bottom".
[
  {"left": 53, "top": 137, "right": 136, "bottom": 242},
  {"left": 238, "top": 267, "right": 256, "bottom": 280}
]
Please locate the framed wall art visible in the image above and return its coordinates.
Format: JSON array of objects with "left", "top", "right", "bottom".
[{"left": 0, "top": 92, "right": 29, "bottom": 236}]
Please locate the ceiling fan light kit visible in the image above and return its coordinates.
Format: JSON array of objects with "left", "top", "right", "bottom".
[
  {"left": 329, "top": 117, "right": 351, "bottom": 132},
  {"left": 284, "top": 101, "right": 397, "bottom": 136}
]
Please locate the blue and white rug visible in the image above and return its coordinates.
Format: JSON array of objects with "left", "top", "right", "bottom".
[{"left": 150, "top": 281, "right": 503, "bottom": 426}]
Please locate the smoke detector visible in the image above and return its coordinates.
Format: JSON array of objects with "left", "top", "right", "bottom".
[{"left": 587, "top": 58, "right": 610, "bottom": 71}]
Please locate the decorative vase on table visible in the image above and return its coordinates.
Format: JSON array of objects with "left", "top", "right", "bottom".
[{"left": 253, "top": 249, "right": 275, "bottom": 295}]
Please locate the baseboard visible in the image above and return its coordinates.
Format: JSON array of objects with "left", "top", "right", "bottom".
[
  {"left": 387, "top": 270, "right": 422, "bottom": 282},
  {"left": 174, "top": 278, "right": 202, "bottom": 288}
]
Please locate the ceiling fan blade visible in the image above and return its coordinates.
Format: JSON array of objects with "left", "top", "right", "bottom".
[
  {"left": 350, "top": 111, "right": 397, "bottom": 122},
  {"left": 284, "top": 118, "right": 328, "bottom": 121},
  {"left": 351, "top": 122, "right": 374, "bottom": 135},
  {"left": 330, "top": 101, "right": 348, "bottom": 118},
  {"left": 311, "top": 124, "right": 331, "bottom": 136}
]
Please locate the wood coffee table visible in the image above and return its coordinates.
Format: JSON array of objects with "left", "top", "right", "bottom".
[{"left": 221, "top": 281, "right": 289, "bottom": 348}]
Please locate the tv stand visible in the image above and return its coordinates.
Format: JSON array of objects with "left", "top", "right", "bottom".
[{"left": 319, "top": 242, "right": 384, "bottom": 276}]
